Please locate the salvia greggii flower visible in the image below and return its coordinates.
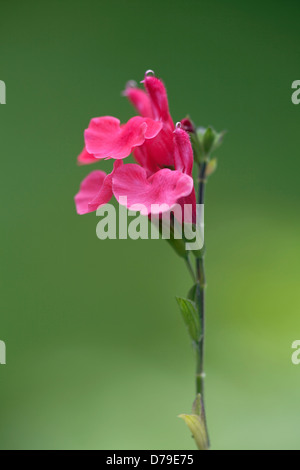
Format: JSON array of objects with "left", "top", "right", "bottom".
[{"left": 74, "top": 70, "right": 196, "bottom": 221}]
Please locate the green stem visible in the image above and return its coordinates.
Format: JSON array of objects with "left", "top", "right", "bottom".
[
  {"left": 195, "top": 159, "right": 210, "bottom": 447},
  {"left": 196, "top": 255, "right": 206, "bottom": 395},
  {"left": 198, "top": 160, "right": 208, "bottom": 205}
]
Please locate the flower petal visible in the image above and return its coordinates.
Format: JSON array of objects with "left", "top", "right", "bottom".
[
  {"left": 112, "top": 164, "right": 193, "bottom": 216},
  {"left": 178, "top": 189, "right": 197, "bottom": 224},
  {"left": 84, "top": 116, "right": 162, "bottom": 160},
  {"left": 173, "top": 127, "right": 194, "bottom": 176},
  {"left": 133, "top": 125, "right": 175, "bottom": 173},
  {"left": 143, "top": 73, "right": 174, "bottom": 129},
  {"left": 124, "top": 83, "right": 154, "bottom": 118},
  {"left": 74, "top": 162, "right": 122, "bottom": 215},
  {"left": 88, "top": 161, "right": 122, "bottom": 212},
  {"left": 74, "top": 170, "right": 109, "bottom": 215},
  {"left": 77, "top": 147, "right": 98, "bottom": 165}
]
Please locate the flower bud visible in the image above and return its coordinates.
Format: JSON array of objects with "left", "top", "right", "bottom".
[{"left": 180, "top": 118, "right": 196, "bottom": 133}]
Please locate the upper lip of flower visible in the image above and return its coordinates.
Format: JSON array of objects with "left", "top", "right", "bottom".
[
  {"left": 84, "top": 116, "right": 163, "bottom": 160},
  {"left": 75, "top": 70, "right": 196, "bottom": 220}
]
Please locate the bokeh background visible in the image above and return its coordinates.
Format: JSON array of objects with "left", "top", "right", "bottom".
[{"left": 0, "top": 0, "right": 299, "bottom": 450}]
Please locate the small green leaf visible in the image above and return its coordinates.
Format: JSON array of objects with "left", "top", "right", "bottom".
[
  {"left": 178, "top": 413, "right": 209, "bottom": 450},
  {"left": 203, "top": 127, "right": 215, "bottom": 155},
  {"left": 189, "top": 132, "right": 203, "bottom": 164},
  {"left": 196, "top": 127, "right": 206, "bottom": 144},
  {"left": 187, "top": 284, "right": 197, "bottom": 302},
  {"left": 150, "top": 218, "right": 187, "bottom": 258},
  {"left": 196, "top": 127, "right": 226, "bottom": 158},
  {"left": 165, "top": 237, "right": 187, "bottom": 258},
  {"left": 176, "top": 297, "right": 201, "bottom": 342},
  {"left": 179, "top": 394, "right": 209, "bottom": 450}
]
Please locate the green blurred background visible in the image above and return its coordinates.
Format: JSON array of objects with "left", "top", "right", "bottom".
[{"left": 0, "top": 0, "right": 299, "bottom": 450}]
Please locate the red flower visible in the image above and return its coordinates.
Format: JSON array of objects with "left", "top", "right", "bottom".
[{"left": 75, "top": 71, "right": 196, "bottom": 220}]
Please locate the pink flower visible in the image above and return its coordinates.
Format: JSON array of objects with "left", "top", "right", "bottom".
[
  {"left": 75, "top": 161, "right": 122, "bottom": 215},
  {"left": 85, "top": 116, "right": 162, "bottom": 160},
  {"left": 74, "top": 71, "right": 196, "bottom": 221}
]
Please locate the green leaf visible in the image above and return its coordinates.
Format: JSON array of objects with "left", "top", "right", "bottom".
[
  {"left": 196, "top": 127, "right": 206, "bottom": 144},
  {"left": 179, "top": 393, "right": 209, "bottom": 450},
  {"left": 149, "top": 218, "right": 187, "bottom": 258},
  {"left": 196, "top": 127, "right": 226, "bottom": 158},
  {"left": 187, "top": 284, "right": 197, "bottom": 302},
  {"left": 178, "top": 413, "right": 209, "bottom": 450},
  {"left": 189, "top": 132, "right": 203, "bottom": 164},
  {"left": 165, "top": 237, "right": 187, "bottom": 258},
  {"left": 176, "top": 297, "right": 201, "bottom": 342},
  {"left": 203, "top": 127, "right": 215, "bottom": 155}
]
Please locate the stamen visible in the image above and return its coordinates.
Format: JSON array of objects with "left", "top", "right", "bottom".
[{"left": 175, "top": 122, "right": 182, "bottom": 129}]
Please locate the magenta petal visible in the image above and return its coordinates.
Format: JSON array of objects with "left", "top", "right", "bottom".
[
  {"left": 143, "top": 117, "right": 163, "bottom": 139},
  {"left": 112, "top": 164, "right": 194, "bottom": 215},
  {"left": 133, "top": 145, "right": 159, "bottom": 175},
  {"left": 88, "top": 161, "right": 122, "bottom": 212},
  {"left": 173, "top": 127, "right": 194, "bottom": 176},
  {"left": 74, "top": 170, "right": 109, "bottom": 215},
  {"left": 144, "top": 74, "right": 174, "bottom": 129},
  {"left": 125, "top": 85, "right": 154, "bottom": 118},
  {"left": 87, "top": 174, "right": 113, "bottom": 212},
  {"left": 84, "top": 116, "right": 162, "bottom": 160},
  {"left": 77, "top": 147, "right": 98, "bottom": 165},
  {"left": 133, "top": 124, "right": 175, "bottom": 172},
  {"left": 178, "top": 189, "right": 197, "bottom": 224}
]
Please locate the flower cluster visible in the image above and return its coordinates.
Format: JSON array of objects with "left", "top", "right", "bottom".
[{"left": 74, "top": 71, "right": 196, "bottom": 221}]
